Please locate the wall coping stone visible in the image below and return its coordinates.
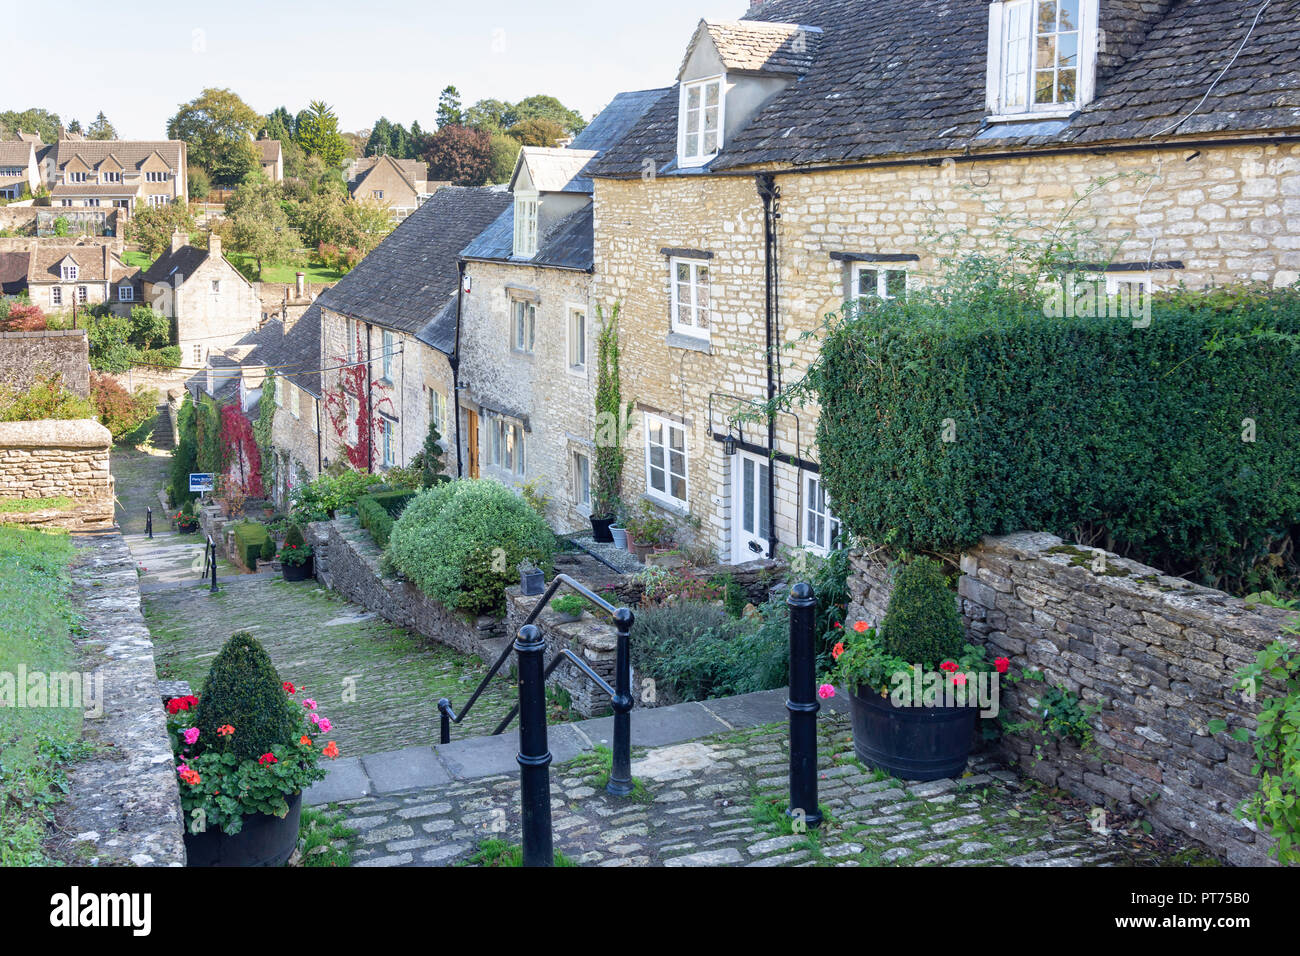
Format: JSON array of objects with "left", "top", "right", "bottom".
[{"left": 0, "top": 418, "right": 111, "bottom": 448}]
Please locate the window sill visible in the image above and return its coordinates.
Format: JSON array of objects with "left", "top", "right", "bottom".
[
  {"left": 984, "top": 108, "right": 1077, "bottom": 123},
  {"left": 665, "top": 332, "right": 711, "bottom": 355},
  {"left": 640, "top": 492, "right": 690, "bottom": 519}
]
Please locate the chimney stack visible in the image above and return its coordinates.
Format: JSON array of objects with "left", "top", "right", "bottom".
[
  {"left": 295, "top": 271, "right": 305, "bottom": 300},
  {"left": 208, "top": 233, "right": 222, "bottom": 258},
  {"left": 170, "top": 229, "right": 187, "bottom": 255}
]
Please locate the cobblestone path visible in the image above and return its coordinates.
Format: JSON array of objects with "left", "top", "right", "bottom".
[
  {"left": 127, "top": 532, "right": 235, "bottom": 590},
  {"left": 111, "top": 427, "right": 170, "bottom": 535},
  {"left": 142, "top": 577, "right": 517, "bottom": 758},
  {"left": 334, "top": 713, "right": 1212, "bottom": 867}
]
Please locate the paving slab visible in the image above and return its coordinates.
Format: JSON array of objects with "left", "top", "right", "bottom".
[
  {"left": 433, "top": 724, "right": 590, "bottom": 780},
  {"left": 305, "top": 757, "right": 373, "bottom": 806},
  {"left": 577, "top": 702, "right": 730, "bottom": 749},
  {"left": 362, "top": 747, "right": 452, "bottom": 794}
]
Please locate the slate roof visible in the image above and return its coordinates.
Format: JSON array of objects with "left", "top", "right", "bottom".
[
  {"left": 348, "top": 155, "right": 429, "bottom": 191},
  {"left": 460, "top": 204, "right": 595, "bottom": 272},
  {"left": 141, "top": 246, "right": 210, "bottom": 285},
  {"left": 513, "top": 147, "right": 600, "bottom": 194},
  {"left": 0, "top": 143, "right": 33, "bottom": 166},
  {"left": 26, "top": 244, "right": 119, "bottom": 283},
  {"left": 48, "top": 140, "right": 184, "bottom": 172},
  {"left": 0, "top": 252, "right": 28, "bottom": 291},
  {"left": 682, "top": 19, "right": 824, "bottom": 77},
  {"left": 315, "top": 185, "right": 511, "bottom": 337},
  {"left": 239, "top": 302, "right": 324, "bottom": 398},
  {"left": 415, "top": 298, "right": 459, "bottom": 356},
  {"left": 571, "top": 88, "right": 674, "bottom": 153},
  {"left": 589, "top": 0, "right": 1300, "bottom": 177}
]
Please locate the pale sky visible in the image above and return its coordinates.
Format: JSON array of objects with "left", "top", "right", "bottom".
[{"left": 2, "top": 0, "right": 748, "bottom": 139}]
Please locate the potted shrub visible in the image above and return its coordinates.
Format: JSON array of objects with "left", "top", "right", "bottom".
[
  {"left": 168, "top": 631, "right": 342, "bottom": 866},
  {"left": 610, "top": 506, "right": 629, "bottom": 550},
  {"left": 552, "top": 593, "right": 586, "bottom": 623},
  {"left": 625, "top": 501, "right": 671, "bottom": 563},
  {"left": 278, "top": 524, "right": 314, "bottom": 582},
  {"left": 590, "top": 303, "right": 633, "bottom": 543},
  {"left": 828, "top": 557, "right": 994, "bottom": 781},
  {"left": 176, "top": 503, "right": 199, "bottom": 534}
]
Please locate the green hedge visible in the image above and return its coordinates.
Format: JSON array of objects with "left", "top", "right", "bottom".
[
  {"left": 231, "top": 522, "right": 271, "bottom": 571},
  {"left": 811, "top": 287, "right": 1300, "bottom": 589},
  {"left": 356, "top": 490, "right": 417, "bottom": 549}
]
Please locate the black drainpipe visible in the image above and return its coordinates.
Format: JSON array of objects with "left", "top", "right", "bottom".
[
  {"left": 757, "top": 173, "right": 779, "bottom": 560},
  {"left": 451, "top": 260, "right": 466, "bottom": 479}
]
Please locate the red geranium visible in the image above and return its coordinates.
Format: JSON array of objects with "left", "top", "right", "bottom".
[
  {"left": 994, "top": 657, "right": 1011, "bottom": 674},
  {"left": 939, "top": 661, "right": 958, "bottom": 673},
  {"left": 166, "top": 695, "right": 199, "bottom": 715},
  {"left": 832, "top": 642, "right": 846, "bottom": 661},
  {"left": 258, "top": 753, "right": 278, "bottom": 765},
  {"left": 283, "top": 682, "right": 295, "bottom": 694}
]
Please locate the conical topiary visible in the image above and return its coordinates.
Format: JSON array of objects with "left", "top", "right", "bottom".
[
  {"left": 880, "top": 557, "right": 965, "bottom": 665},
  {"left": 283, "top": 523, "right": 306, "bottom": 550},
  {"left": 194, "top": 631, "right": 297, "bottom": 761}
]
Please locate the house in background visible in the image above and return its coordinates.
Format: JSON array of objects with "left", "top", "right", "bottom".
[
  {"left": 587, "top": 0, "right": 1300, "bottom": 566},
  {"left": 456, "top": 88, "right": 666, "bottom": 531},
  {"left": 40, "top": 139, "right": 187, "bottom": 213},
  {"left": 255, "top": 138, "right": 283, "bottom": 183},
  {"left": 25, "top": 242, "right": 138, "bottom": 312},
  {"left": 345, "top": 155, "right": 435, "bottom": 220},
  {"left": 0, "top": 139, "right": 40, "bottom": 199},
  {"left": 141, "top": 231, "right": 260, "bottom": 367},
  {"left": 316, "top": 185, "right": 512, "bottom": 476}
]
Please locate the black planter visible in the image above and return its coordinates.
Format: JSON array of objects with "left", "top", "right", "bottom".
[
  {"left": 520, "top": 568, "right": 545, "bottom": 596},
  {"left": 282, "top": 556, "right": 314, "bottom": 582},
  {"left": 848, "top": 685, "right": 977, "bottom": 782},
  {"left": 184, "top": 791, "right": 303, "bottom": 867},
  {"left": 590, "top": 515, "right": 616, "bottom": 543}
]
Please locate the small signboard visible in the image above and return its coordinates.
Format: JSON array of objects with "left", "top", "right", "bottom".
[{"left": 189, "top": 473, "right": 215, "bottom": 493}]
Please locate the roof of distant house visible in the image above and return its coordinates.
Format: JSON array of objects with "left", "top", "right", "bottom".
[
  {"left": 25, "top": 244, "right": 124, "bottom": 284},
  {"left": 315, "top": 185, "right": 512, "bottom": 342},
  {"left": 0, "top": 252, "right": 29, "bottom": 287},
  {"left": 348, "top": 155, "right": 430, "bottom": 193},
  {"left": 141, "top": 245, "right": 210, "bottom": 285},
  {"left": 590, "top": 0, "right": 1300, "bottom": 177},
  {"left": 0, "top": 142, "right": 34, "bottom": 166},
  {"left": 254, "top": 139, "right": 282, "bottom": 163},
  {"left": 47, "top": 140, "right": 185, "bottom": 172}
]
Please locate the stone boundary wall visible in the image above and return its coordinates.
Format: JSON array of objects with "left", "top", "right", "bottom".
[
  {"left": 320, "top": 516, "right": 504, "bottom": 661},
  {"left": 61, "top": 533, "right": 186, "bottom": 866},
  {"left": 0, "top": 329, "right": 90, "bottom": 396},
  {"left": 505, "top": 588, "right": 622, "bottom": 718},
  {"left": 0, "top": 419, "right": 113, "bottom": 531},
  {"left": 846, "top": 532, "right": 1297, "bottom": 866}
]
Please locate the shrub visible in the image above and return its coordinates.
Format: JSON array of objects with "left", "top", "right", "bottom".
[
  {"left": 356, "top": 489, "right": 416, "bottom": 549},
  {"left": 284, "top": 523, "right": 306, "bottom": 550},
  {"left": 193, "top": 631, "right": 298, "bottom": 763},
  {"left": 0, "top": 302, "right": 46, "bottom": 332},
  {"left": 388, "top": 478, "right": 557, "bottom": 616},
  {"left": 879, "top": 557, "right": 965, "bottom": 666},
  {"left": 809, "top": 285, "right": 1300, "bottom": 592},
  {"left": 136, "top": 346, "right": 182, "bottom": 368},
  {"left": 0, "top": 374, "right": 96, "bottom": 422},
  {"left": 170, "top": 394, "right": 199, "bottom": 505},
  {"left": 289, "top": 468, "right": 374, "bottom": 522},
  {"left": 259, "top": 538, "right": 276, "bottom": 561},
  {"left": 90, "top": 373, "right": 156, "bottom": 442},
  {"left": 231, "top": 521, "right": 271, "bottom": 570}
]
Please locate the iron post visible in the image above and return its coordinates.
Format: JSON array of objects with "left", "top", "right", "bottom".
[
  {"left": 787, "top": 581, "right": 822, "bottom": 828},
  {"left": 606, "top": 607, "right": 635, "bottom": 796},
  {"left": 146, "top": 507, "right": 153, "bottom": 539},
  {"left": 515, "top": 624, "right": 553, "bottom": 866},
  {"left": 209, "top": 538, "right": 219, "bottom": 593},
  {"left": 438, "top": 699, "right": 451, "bottom": 746}
]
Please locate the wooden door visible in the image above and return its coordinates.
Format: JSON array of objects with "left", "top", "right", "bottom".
[{"left": 466, "top": 409, "right": 480, "bottom": 478}]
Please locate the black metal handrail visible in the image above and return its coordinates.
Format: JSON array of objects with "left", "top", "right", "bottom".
[{"left": 438, "top": 572, "right": 636, "bottom": 796}]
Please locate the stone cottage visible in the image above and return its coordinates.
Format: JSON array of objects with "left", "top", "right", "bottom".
[{"left": 584, "top": 0, "right": 1300, "bottom": 565}]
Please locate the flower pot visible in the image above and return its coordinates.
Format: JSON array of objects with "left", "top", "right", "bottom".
[
  {"left": 847, "top": 684, "right": 977, "bottom": 782},
  {"left": 183, "top": 791, "right": 303, "bottom": 867},
  {"left": 554, "top": 610, "right": 584, "bottom": 624},
  {"left": 610, "top": 526, "right": 628, "bottom": 549},
  {"left": 632, "top": 541, "right": 654, "bottom": 562},
  {"left": 282, "top": 556, "right": 314, "bottom": 582},
  {"left": 520, "top": 567, "right": 545, "bottom": 596},
  {"left": 590, "top": 515, "right": 615, "bottom": 543}
]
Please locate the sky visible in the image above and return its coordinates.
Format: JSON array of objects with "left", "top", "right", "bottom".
[{"left": 1, "top": 0, "right": 750, "bottom": 139}]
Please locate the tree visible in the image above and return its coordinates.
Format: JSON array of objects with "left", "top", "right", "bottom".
[
  {"left": 365, "top": 117, "right": 394, "bottom": 156},
  {"left": 509, "top": 95, "right": 588, "bottom": 135},
  {"left": 0, "top": 108, "right": 62, "bottom": 143},
  {"left": 87, "top": 111, "right": 117, "bottom": 140},
  {"left": 66, "top": 118, "right": 83, "bottom": 135},
  {"left": 128, "top": 305, "right": 171, "bottom": 350},
  {"left": 187, "top": 165, "right": 211, "bottom": 201},
  {"left": 168, "top": 89, "right": 264, "bottom": 185},
  {"left": 226, "top": 181, "right": 300, "bottom": 275},
  {"left": 592, "top": 303, "right": 633, "bottom": 519},
  {"left": 436, "top": 86, "right": 464, "bottom": 128},
  {"left": 422, "top": 125, "right": 491, "bottom": 186},
  {"left": 295, "top": 101, "right": 348, "bottom": 168},
  {"left": 342, "top": 200, "right": 395, "bottom": 254},
  {"left": 508, "top": 117, "right": 566, "bottom": 148},
  {"left": 465, "top": 98, "right": 511, "bottom": 133},
  {"left": 126, "top": 200, "right": 197, "bottom": 258},
  {"left": 263, "top": 106, "right": 296, "bottom": 141},
  {"left": 487, "top": 132, "right": 521, "bottom": 184},
  {"left": 408, "top": 121, "right": 425, "bottom": 156},
  {"left": 411, "top": 418, "right": 448, "bottom": 487}
]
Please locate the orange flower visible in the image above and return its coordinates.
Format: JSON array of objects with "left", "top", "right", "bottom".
[
  {"left": 853, "top": 621, "right": 870, "bottom": 633},
  {"left": 300, "top": 735, "right": 313, "bottom": 747},
  {"left": 179, "top": 767, "right": 202, "bottom": 786},
  {"left": 322, "top": 741, "right": 340, "bottom": 759},
  {"left": 832, "top": 642, "right": 846, "bottom": 660},
  {"left": 217, "top": 724, "right": 235, "bottom": 737}
]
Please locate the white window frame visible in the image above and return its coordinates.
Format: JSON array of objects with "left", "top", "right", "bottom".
[
  {"left": 566, "top": 304, "right": 587, "bottom": 374},
  {"left": 488, "top": 412, "right": 526, "bottom": 477},
  {"left": 573, "top": 450, "right": 592, "bottom": 512},
  {"left": 513, "top": 192, "right": 539, "bottom": 259},
  {"left": 670, "top": 257, "right": 711, "bottom": 340},
  {"left": 51, "top": 286, "right": 62, "bottom": 306},
  {"left": 77, "top": 286, "right": 88, "bottom": 305},
  {"left": 372, "top": 190, "right": 384, "bottom": 200},
  {"left": 803, "top": 474, "right": 842, "bottom": 554},
  {"left": 850, "top": 263, "right": 908, "bottom": 301},
  {"left": 381, "top": 415, "right": 396, "bottom": 468},
  {"left": 118, "top": 284, "right": 133, "bottom": 301},
  {"left": 986, "top": 0, "right": 1097, "bottom": 120},
  {"left": 644, "top": 412, "right": 688, "bottom": 508},
  {"left": 1104, "top": 273, "right": 1154, "bottom": 297},
  {"left": 678, "top": 75, "right": 725, "bottom": 168},
  {"left": 61, "top": 263, "right": 78, "bottom": 281},
  {"left": 381, "top": 329, "right": 394, "bottom": 383},
  {"left": 511, "top": 298, "right": 537, "bottom": 354},
  {"left": 428, "top": 387, "right": 448, "bottom": 439},
  {"left": 148, "top": 194, "right": 170, "bottom": 207}
]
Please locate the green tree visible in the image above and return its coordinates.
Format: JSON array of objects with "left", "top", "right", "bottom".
[
  {"left": 295, "top": 101, "right": 348, "bottom": 168},
  {"left": 126, "top": 200, "right": 197, "bottom": 258},
  {"left": 0, "top": 108, "right": 62, "bottom": 142},
  {"left": 226, "top": 181, "right": 300, "bottom": 275},
  {"left": 187, "top": 165, "right": 211, "bottom": 201},
  {"left": 87, "top": 111, "right": 117, "bottom": 140},
  {"left": 487, "top": 131, "right": 521, "bottom": 184},
  {"left": 592, "top": 303, "right": 633, "bottom": 518},
  {"left": 66, "top": 118, "right": 83, "bottom": 135},
  {"left": 365, "top": 117, "right": 394, "bottom": 156},
  {"left": 168, "top": 89, "right": 264, "bottom": 185},
  {"left": 509, "top": 95, "right": 587, "bottom": 135},
  {"left": 507, "top": 117, "right": 566, "bottom": 148},
  {"left": 128, "top": 305, "right": 171, "bottom": 350},
  {"left": 411, "top": 418, "right": 449, "bottom": 488},
  {"left": 436, "top": 86, "right": 464, "bottom": 128},
  {"left": 465, "top": 98, "right": 511, "bottom": 132}
]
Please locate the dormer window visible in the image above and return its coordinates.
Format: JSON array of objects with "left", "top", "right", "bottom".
[
  {"left": 678, "top": 76, "right": 724, "bottom": 167},
  {"left": 986, "top": 0, "right": 1097, "bottom": 119},
  {"left": 61, "top": 263, "right": 78, "bottom": 281},
  {"left": 513, "top": 193, "right": 538, "bottom": 259}
]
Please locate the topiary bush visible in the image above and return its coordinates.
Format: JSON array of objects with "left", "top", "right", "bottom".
[
  {"left": 283, "top": 523, "right": 306, "bottom": 550},
  {"left": 194, "top": 631, "right": 297, "bottom": 762},
  {"left": 879, "top": 557, "right": 965, "bottom": 665},
  {"left": 356, "top": 489, "right": 418, "bottom": 549},
  {"left": 388, "top": 478, "right": 557, "bottom": 616},
  {"left": 231, "top": 521, "right": 271, "bottom": 570}
]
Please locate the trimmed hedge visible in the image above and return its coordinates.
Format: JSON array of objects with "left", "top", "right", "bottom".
[
  {"left": 194, "top": 631, "right": 297, "bottom": 762},
  {"left": 356, "top": 489, "right": 417, "bottom": 549},
  {"left": 810, "top": 287, "right": 1300, "bottom": 588},
  {"left": 231, "top": 521, "right": 271, "bottom": 571}
]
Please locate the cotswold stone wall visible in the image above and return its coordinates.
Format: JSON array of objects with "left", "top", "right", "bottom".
[
  {"left": 846, "top": 532, "right": 1297, "bottom": 866},
  {"left": 0, "top": 329, "right": 90, "bottom": 396},
  {"left": 0, "top": 419, "right": 113, "bottom": 530}
]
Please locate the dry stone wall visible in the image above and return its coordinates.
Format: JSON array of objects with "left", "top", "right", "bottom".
[
  {"left": 0, "top": 329, "right": 90, "bottom": 396},
  {"left": 0, "top": 419, "right": 113, "bottom": 530},
  {"left": 846, "top": 532, "right": 1297, "bottom": 866}
]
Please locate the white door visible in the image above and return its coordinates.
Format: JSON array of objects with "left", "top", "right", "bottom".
[{"left": 732, "top": 451, "right": 771, "bottom": 563}]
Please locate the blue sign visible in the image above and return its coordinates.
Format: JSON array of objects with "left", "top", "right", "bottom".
[{"left": 189, "top": 473, "right": 215, "bottom": 493}]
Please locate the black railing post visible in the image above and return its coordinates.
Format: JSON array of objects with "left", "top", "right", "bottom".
[
  {"left": 787, "top": 581, "right": 822, "bottom": 828},
  {"left": 515, "top": 624, "right": 553, "bottom": 867},
  {"left": 209, "top": 538, "right": 219, "bottom": 593},
  {"left": 146, "top": 507, "right": 153, "bottom": 539},
  {"left": 437, "top": 699, "right": 451, "bottom": 745},
  {"left": 606, "top": 606, "right": 635, "bottom": 796}
]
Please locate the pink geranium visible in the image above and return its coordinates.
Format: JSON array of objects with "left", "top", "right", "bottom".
[
  {"left": 817, "top": 684, "right": 836, "bottom": 700},
  {"left": 182, "top": 727, "right": 200, "bottom": 745},
  {"left": 303, "top": 698, "right": 318, "bottom": 711},
  {"left": 316, "top": 717, "right": 332, "bottom": 733}
]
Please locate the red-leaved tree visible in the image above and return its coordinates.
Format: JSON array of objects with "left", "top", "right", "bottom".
[
  {"left": 220, "top": 404, "right": 263, "bottom": 498},
  {"left": 422, "top": 124, "right": 491, "bottom": 186},
  {"left": 0, "top": 303, "right": 47, "bottom": 332}
]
